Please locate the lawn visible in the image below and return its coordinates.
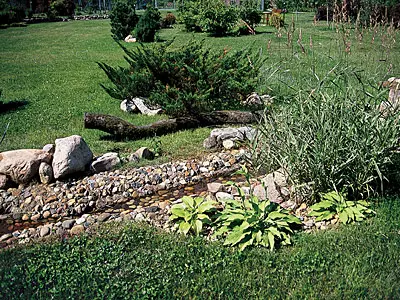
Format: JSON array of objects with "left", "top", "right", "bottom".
[
  {"left": 0, "top": 198, "right": 399, "bottom": 298},
  {"left": 0, "top": 12, "right": 399, "bottom": 159}
]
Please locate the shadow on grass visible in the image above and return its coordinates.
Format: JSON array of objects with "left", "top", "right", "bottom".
[{"left": 0, "top": 100, "right": 29, "bottom": 114}]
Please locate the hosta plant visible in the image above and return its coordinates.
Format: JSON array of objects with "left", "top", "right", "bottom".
[
  {"left": 213, "top": 194, "right": 301, "bottom": 251},
  {"left": 308, "top": 191, "right": 375, "bottom": 224},
  {"left": 169, "top": 196, "right": 216, "bottom": 236}
]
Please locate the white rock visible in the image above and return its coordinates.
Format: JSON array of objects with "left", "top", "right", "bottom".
[
  {"left": 120, "top": 99, "right": 138, "bottom": 113},
  {"left": 52, "top": 135, "right": 93, "bottom": 179},
  {"left": 91, "top": 152, "right": 121, "bottom": 173},
  {"left": 216, "top": 192, "right": 234, "bottom": 201},
  {"left": 134, "top": 147, "right": 154, "bottom": 160}
]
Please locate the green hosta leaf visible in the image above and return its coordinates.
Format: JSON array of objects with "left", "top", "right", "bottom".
[
  {"left": 254, "top": 230, "right": 262, "bottom": 243},
  {"left": 171, "top": 207, "right": 188, "bottom": 218},
  {"left": 197, "top": 213, "right": 211, "bottom": 223},
  {"left": 284, "top": 214, "right": 302, "bottom": 224},
  {"left": 281, "top": 232, "right": 291, "bottom": 245},
  {"left": 239, "top": 238, "right": 254, "bottom": 251},
  {"left": 315, "top": 211, "right": 335, "bottom": 222},
  {"left": 310, "top": 200, "right": 334, "bottom": 211},
  {"left": 194, "top": 196, "right": 204, "bottom": 207},
  {"left": 181, "top": 196, "right": 194, "bottom": 208},
  {"left": 179, "top": 221, "right": 191, "bottom": 235},
  {"left": 358, "top": 200, "right": 370, "bottom": 207},
  {"left": 268, "top": 226, "right": 281, "bottom": 238},
  {"left": 224, "top": 230, "right": 249, "bottom": 246},
  {"left": 308, "top": 211, "right": 324, "bottom": 217},
  {"left": 226, "top": 213, "right": 246, "bottom": 222},
  {"left": 338, "top": 210, "right": 349, "bottom": 224},
  {"left": 213, "top": 225, "right": 230, "bottom": 237},
  {"left": 322, "top": 191, "right": 343, "bottom": 202},
  {"left": 197, "top": 201, "right": 216, "bottom": 213},
  {"left": 194, "top": 220, "right": 203, "bottom": 235},
  {"left": 240, "top": 221, "right": 250, "bottom": 231},
  {"left": 267, "top": 232, "right": 275, "bottom": 251},
  {"left": 268, "top": 211, "right": 288, "bottom": 220}
]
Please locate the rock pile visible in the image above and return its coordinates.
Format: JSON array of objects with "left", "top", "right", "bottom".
[{"left": 203, "top": 127, "right": 257, "bottom": 150}]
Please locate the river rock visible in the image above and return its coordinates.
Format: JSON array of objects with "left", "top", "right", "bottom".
[
  {"left": 216, "top": 192, "right": 234, "bottom": 201},
  {"left": 70, "top": 225, "right": 85, "bottom": 235},
  {"left": 40, "top": 226, "right": 50, "bottom": 237},
  {"left": 39, "top": 162, "right": 54, "bottom": 184},
  {"left": 135, "top": 147, "right": 155, "bottom": 160},
  {"left": 52, "top": 135, "right": 93, "bottom": 179},
  {"left": 98, "top": 212, "right": 111, "bottom": 223},
  {"left": 0, "top": 174, "right": 12, "bottom": 189},
  {"left": 91, "top": 152, "right": 121, "bottom": 173},
  {"left": 62, "top": 219, "right": 75, "bottom": 229},
  {"left": 0, "top": 149, "right": 52, "bottom": 184},
  {"left": 207, "top": 182, "right": 224, "bottom": 193}
]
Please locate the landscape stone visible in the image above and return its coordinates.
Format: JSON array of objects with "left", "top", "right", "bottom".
[
  {"left": 52, "top": 135, "right": 93, "bottom": 179},
  {"left": 120, "top": 99, "right": 138, "bottom": 113},
  {"left": 0, "top": 149, "right": 52, "bottom": 184},
  {"left": 42, "top": 144, "right": 55, "bottom": 154},
  {"left": 91, "top": 152, "right": 121, "bottom": 173},
  {"left": 207, "top": 182, "right": 224, "bottom": 193},
  {"left": 40, "top": 226, "right": 50, "bottom": 237},
  {"left": 203, "top": 127, "right": 257, "bottom": 149},
  {"left": 216, "top": 192, "right": 234, "bottom": 201},
  {"left": 222, "top": 139, "right": 235, "bottom": 150},
  {"left": 70, "top": 225, "right": 85, "bottom": 235},
  {"left": 62, "top": 219, "right": 76, "bottom": 229},
  {"left": 135, "top": 147, "right": 155, "bottom": 160},
  {"left": 39, "top": 162, "right": 54, "bottom": 184},
  {"left": 253, "top": 184, "right": 267, "bottom": 200},
  {"left": 98, "top": 212, "right": 111, "bottom": 223},
  {"left": 261, "top": 169, "right": 288, "bottom": 204},
  {"left": 0, "top": 174, "right": 11, "bottom": 189}
]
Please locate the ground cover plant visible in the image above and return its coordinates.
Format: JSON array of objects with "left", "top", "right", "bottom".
[{"left": 0, "top": 198, "right": 399, "bottom": 298}]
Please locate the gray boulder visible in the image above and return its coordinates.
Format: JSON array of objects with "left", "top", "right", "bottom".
[
  {"left": 120, "top": 99, "right": 138, "bottom": 113},
  {"left": 260, "top": 169, "right": 290, "bottom": 204},
  {"left": 91, "top": 152, "right": 121, "bottom": 173},
  {"left": 0, "top": 149, "right": 52, "bottom": 184},
  {"left": 52, "top": 135, "right": 93, "bottom": 179}
]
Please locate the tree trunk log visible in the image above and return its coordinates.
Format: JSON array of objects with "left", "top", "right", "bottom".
[{"left": 84, "top": 110, "right": 262, "bottom": 140}]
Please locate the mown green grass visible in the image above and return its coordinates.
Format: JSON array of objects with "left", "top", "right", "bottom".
[
  {"left": 0, "top": 13, "right": 399, "bottom": 159},
  {"left": 1, "top": 198, "right": 399, "bottom": 299}
]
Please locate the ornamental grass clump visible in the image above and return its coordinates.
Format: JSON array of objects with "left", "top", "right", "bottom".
[{"left": 253, "top": 66, "right": 400, "bottom": 201}]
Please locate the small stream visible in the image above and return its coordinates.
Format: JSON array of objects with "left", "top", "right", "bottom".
[{"left": 0, "top": 174, "right": 245, "bottom": 237}]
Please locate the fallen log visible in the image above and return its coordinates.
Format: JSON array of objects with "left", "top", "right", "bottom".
[{"left": 84, "top": 110, "right": 262, "bottom": 140}]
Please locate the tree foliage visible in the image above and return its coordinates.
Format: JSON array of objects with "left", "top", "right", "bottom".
[{"left": 109, "top": 0, "right": 138, "bottom": 40}]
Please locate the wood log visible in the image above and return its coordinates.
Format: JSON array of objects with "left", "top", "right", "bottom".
[{"left": 84, "top": 110, "right": 262, "bottom": 140}]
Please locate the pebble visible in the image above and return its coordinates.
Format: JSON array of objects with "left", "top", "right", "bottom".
[
  {"left": 62, "top": 220, "right": 75, "bottom": 229},
  {"left": 70, "top": 225, "right": 85, "bottom": 235},
  {"left": 40, "top": 226, "right": 50, "bottom": 237}
]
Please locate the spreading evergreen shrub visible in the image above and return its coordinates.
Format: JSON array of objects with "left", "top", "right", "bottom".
[
  {"left": 135, "top": 6, "right": 161, "bottom": 42},
  {"left": 98, "top": 40, "right": 264, "bottom": 117},
  {"left": 109, "top": 0, "right": 138, "bottom": 40},
  {"left": 47, "top": 0, "right": 75, "bottom": 18}
]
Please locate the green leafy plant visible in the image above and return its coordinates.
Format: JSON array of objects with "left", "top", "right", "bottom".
[
  {"left": 308, "top": 191, "right": 375, "bottom": 224},
  {"left": 198, "top": 0, "right": 239, "bottom": 36},
  {"left": 109, "top": 0, "right": 139, "bottom": 40},
  {"left": 98, "top": 40, "right": 264, "bottom": 117},
  {"left": 169, "top": 196, "right": 217, "bottom": 236},
  {"left": 213, "top": 194, "right": 301, "bottom": 251},
  {"left": 135, "top": 6, "right": 161, "bottom": 42}
]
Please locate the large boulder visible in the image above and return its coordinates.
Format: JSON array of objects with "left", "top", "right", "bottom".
[
  {"left": 0, "top": 149, "right": 52, "bottom": 184},
  {"left": 260, "top": 169, "right": 290, "bottom": 204},
  {"left": 52, "top": 135, "right": 93, "bottom": 179},
  {"left": 90, "top": 152, "right": 121, "bottom": 173}
]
